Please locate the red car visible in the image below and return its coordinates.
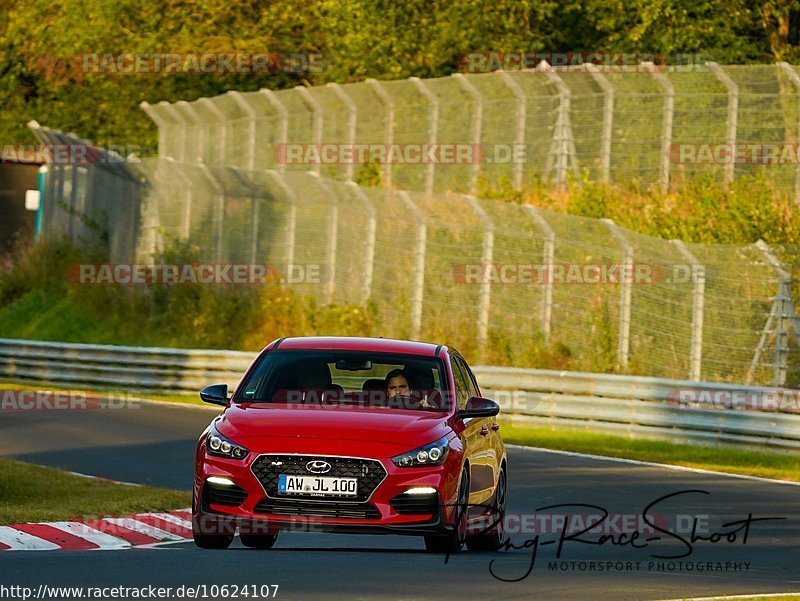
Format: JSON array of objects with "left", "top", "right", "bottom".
[{"left": 192, "top": 336, "right": 506, "bottom": 552}]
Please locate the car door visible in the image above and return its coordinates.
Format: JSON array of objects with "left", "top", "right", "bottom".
[{"left": 452, "top": 355, "right": 496, "bottom": 508}]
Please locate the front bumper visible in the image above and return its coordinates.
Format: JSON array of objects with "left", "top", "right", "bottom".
[{"left": 194, "top": 450, "right": 460, "bottom": 536}]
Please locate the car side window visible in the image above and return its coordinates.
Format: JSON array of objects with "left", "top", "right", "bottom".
[
  {"left": 454, "top": 356, "right": 479, "bottom": 399},
  {"left": 451, "top": 358, "right": 471, "bottom": 410}
]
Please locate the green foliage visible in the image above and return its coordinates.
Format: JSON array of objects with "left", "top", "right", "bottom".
[{"left": 2, "top": 1, "right": 800, "bottom": 147}]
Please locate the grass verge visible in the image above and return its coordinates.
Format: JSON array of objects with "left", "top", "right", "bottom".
[
  {"left": 0, "top": 458, "right": 191, "bottom": 525},
  {"left": 0, "top": 379, "right": 207, "bottom": 407},
  {"left": 499, "top": 420, "right": 800, "bottom": 483}
]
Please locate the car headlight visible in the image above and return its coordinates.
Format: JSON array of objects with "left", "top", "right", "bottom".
[
  {"left": 205, "top": 422, "right": 249, "bottom": 460},
  {"left": 391, "top": 436, "right": 450, "bottom": 467}
]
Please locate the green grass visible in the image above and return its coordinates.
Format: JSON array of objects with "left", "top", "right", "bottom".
[
  {"left": 0, "top": 458, "right": 191, "bottom": 525},
  {"left": 500, "top": 420, "right": 800, "bottom": 482}
]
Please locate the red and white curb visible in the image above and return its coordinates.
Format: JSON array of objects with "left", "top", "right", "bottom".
[{"left": 0, "top": 508, "right": 193, "bottom": 551}]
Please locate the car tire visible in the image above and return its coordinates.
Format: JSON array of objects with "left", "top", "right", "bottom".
[
  {"left": 193, "top": 532, "right": 234, "bottom": 549},
  {"left": 239, "top": 533, "right": 279, "bottom": 549},
  {"left": 424, "top": 468, "right": 469, "bottom": 553},
  {"left": 466, "top": 466, "right": 506, "bottom": 552}
]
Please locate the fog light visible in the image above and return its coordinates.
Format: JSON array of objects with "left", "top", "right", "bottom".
[
  {"left": 207, "top": 476, "right": 236, "bottom": 486},
  {"left": 405, "top": 487, "right": 437, "bottom": 495}
]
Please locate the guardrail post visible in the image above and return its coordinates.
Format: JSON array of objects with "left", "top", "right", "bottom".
[
  {"left": 522, "top": 205, "right": 555, "bottom": 342},
  {"left": 707, "top": 62, "right": 738, "bottom": 188},
  {"left": 227, "top": 91, "right": 257, "bottom": 171},
  {"left": 464, "top": 195, "right": 495, "bottom": 354},
  {"left": 602, "top": 218, "right": 633, "bottom": 369},
  {"left": 295, "top": 86, "right": 323, "bottom": 175},
  {"left": 754, "top": 240, "right": 793, "bottom": 386},
  {"left": 497, "top": 71, "right": 526, "bottom": 191},
  {"left": 452, "top": 74, "right": 483, "bottom": 195},
  {"left": 538, "top": 61, "right": 578, "bottom": 187},
  {"left": 230, "top": 167, "right": 261, "bottom": 263},
  {"left": 588, "top": 70, "right": 614, "bottom": 183},
  {"left": 778, "top": 62, "right": 800, "bottom": 205},
  {"left": 672, "top": 240, "right": 705, "bottom": 381},
  {"left": 398, "top": 191, "right": 427, "bottom": 339},
  {"left": 346, "top": 182, "right": 377, "bottom": 303},
  {"left": 643, "top": 62, "right": 674, "bottom": 193},
  {"left": 366, "top": 79, "right": 395, "bottom": 187},
  {"left": 327, "top": 83, "right": 358, "bottom": 182},
  {"left": 409, "top": 77, "right": 439, "bottom": 195},
  {"left": 259, "top": 89, "right": 289, "bottom": 173},
  {"left": 265, "top": 170, "right": 297, "bottom": 268}
]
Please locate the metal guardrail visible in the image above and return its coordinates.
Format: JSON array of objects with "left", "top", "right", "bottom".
[{"left": 1, "top": 338, "right": 799, "bottom": 451}]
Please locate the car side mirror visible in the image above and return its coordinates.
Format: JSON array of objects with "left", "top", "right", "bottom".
[
  {"left": 458, "top": 396, "right": 500, "bottom": 419},
  {"left": 200, "top": 384, "right": 230, "bottom": 406}
]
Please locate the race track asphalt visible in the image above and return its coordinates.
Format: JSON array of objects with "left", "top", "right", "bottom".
[{"left": 1, "top": 400, "right": 799, "bottom": 600}]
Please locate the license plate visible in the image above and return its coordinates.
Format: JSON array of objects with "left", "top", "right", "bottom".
[{"left": 277, "top": 474, "right": 358, "bottom": 497}]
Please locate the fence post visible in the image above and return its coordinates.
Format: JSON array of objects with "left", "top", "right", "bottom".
[
  {"left": 452, "top": 74, "right": 483, "bottom": 195},
  {"left": 164, "top": 157, "right": 194, "bottom": 240},
  {"left": 327, "top": 83, "right": 358, "bottom": 182},
  {"left": 672, "top": 240, "right": 705, "bottom": 380},
  {"left": 156, "top": 102, "right": 189, "bottom": 163},
  {"left": 176, "top": 100, "right": 207, "bottom": 163},
  {"left": 754, "top": 240, "right": 792, "bottom": 386},
  {"left": 265, "top": 170, "right": 297, "bottom": 267},
  {"left": 295, "top": 86, "right": 323, "bottom": 175},
  {"left": 778, "top": 62, "right": 800, "bottom": 205},
  {"left": 227, "top": 91, "right": 257, "bottom": 171},
  {"left": 645, "top": 63, "right": 675, "bottom": 193},
  {"left": 366, "top": 79, "right": 395, "bottom": 187},
  {"left": 409, "top": 77, "right": 439, "bottom": 195},
  {"left": 463, "top": 195, "right": 494, "bottom": 355},
  {"left": 538, "top": 61, "right": 578, "bottom": 187},
  {"left": 398, "top": 191, "right": 427, "bottom": 339},
  {"left": 198, "top": 164, "right": 225, "bottom": 262},
  {"left": 523, "top": 205, "right": 555, "bottom": 342},
  {"left": 588, "top": 70, "right": 614, "bottom": 183},
  {"left": 707, "top": 62, "right": 738, "bottom": 188},
  {"left": 308, "top": 172, "right": 339, "bottom": 304},
  {"left": 259, "top": 89, "right": 289, "bottom": 173},
  {"left": 346, "top": 182, "right": 377, "bottom": 303},
  {"left": 497, "top": 71, "right": 526, "bottom": 191},
  {"left": 139, "top": 101, "right": 169, "bottom": 161},
  {"left": 200, "top": 98, "right": 227, "bottom": 165},
  {"left": 230, "top": 167, "right": 260, "bottom": 263},
  {"left": 602, "top": 218, "right": 633, "bottom": 369}
]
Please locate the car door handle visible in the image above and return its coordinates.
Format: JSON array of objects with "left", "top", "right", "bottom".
[
  {"left": 491, "top": 423, "right": 500, "bottom": 431},
  {"left": 479, "top": 427, "right": 489, "bottom": 436}
]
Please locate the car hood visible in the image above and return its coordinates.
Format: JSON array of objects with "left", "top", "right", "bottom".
[{"left": 217, "top": 402, "right": 452, "bottom": 450}]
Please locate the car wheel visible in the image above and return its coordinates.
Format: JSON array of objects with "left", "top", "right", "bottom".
[
  {"left": 193, "top": 532, "right": 234, "bottom": 549},
  {"left": 424, "top": 468, "right": 469, "bottom": 553},
  {"left": 466, "top": 466, "right": 506, "bottom": 552},
  {"left": 239, "top": 533, "right": 279, "bottom": 549}
]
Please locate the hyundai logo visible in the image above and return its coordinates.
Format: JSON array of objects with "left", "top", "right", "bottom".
[{"left": 306, "top": 460, "right": 332, "bottom": 474}]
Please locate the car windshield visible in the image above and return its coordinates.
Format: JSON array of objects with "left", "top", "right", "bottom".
[{"left": 235, "top": 350, "right": 449, "bottom": 412}]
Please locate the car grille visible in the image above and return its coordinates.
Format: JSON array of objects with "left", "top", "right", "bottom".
[
  {"left": 254, "top": 498, "right": 381, "bottom": 519},
  {"left": 250, "top": 455, "right": 387, "bottom": 503},
  {"left": 390, "top": 492, "right": 440, "bottom": 515}
]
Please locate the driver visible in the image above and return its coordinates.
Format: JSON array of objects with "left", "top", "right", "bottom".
[{"left": 384, "top": 369, "right": 431, "bottom": 408}]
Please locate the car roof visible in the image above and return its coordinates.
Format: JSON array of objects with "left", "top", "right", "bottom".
[{"left": 265, "top": 336, "right": 448, "bottom": 357}]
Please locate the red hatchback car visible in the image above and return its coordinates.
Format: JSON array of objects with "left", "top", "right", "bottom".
[{"left": 193, "top": 336, "right": 506, "bottom": 552}]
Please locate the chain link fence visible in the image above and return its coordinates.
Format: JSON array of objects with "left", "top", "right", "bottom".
[
  {"left": 141, "top": 62, "right": 800, "bottom": 198},
  {"left": 137, "top": 158, "right": 800, "bottom": 387}
]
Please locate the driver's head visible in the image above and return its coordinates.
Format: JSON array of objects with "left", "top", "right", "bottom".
[{"left": 385, "top": 369, "right": 412, "bottom": 398}]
